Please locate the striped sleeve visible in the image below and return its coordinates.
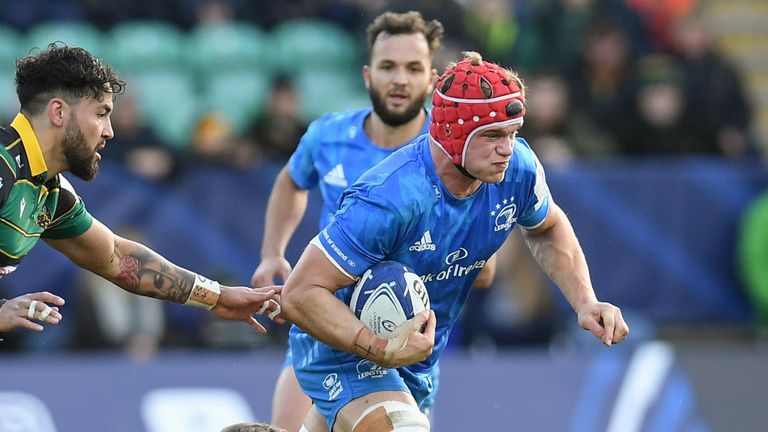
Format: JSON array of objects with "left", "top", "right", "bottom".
[{"left": 41, "top": 175, "right": 93, "bottom": 239}]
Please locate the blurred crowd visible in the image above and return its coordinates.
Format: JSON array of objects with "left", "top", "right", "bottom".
[
  {"left": 0, "top": 0, "right": 760, "bottom": 177},
  {"left": 0, "top": 0, "right": 765, "bottom": 356}
]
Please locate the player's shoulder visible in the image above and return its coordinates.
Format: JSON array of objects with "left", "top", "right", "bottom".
[
  {"left": 0, "top": 125, "right": 18, "bottom": 162},
  {"left": 513, "top": 136, "right": 536, "bottom": 161},
  {"left": 0, "top": 126, "right": 18, "bottom": 206},
  {"left": 365, "top": 134, "right": 427, "bottom": 175},
  {"left": 0, "top": 126, "right": 20, "bottom": 178},
  {"left": 55, "top": 173, "right": 79, "bottom": 194},
  {"left": 49, "top": 174, "right": 83, "bottom": 217},
  {"left": 349, "top": 136, "right": 433, "bottom": 201},
  {"left": 0, "top": 124, "right": 14, "bottom": 145},
  {"left": 511, "top": 137, "right": 542, "bottom": 174},
  {"left": 309, "top": 108, "right": 370, "bottom": 140}
]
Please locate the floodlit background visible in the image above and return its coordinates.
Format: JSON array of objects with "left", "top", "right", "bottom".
[{"left": 1, "top": 0, "right": 767, "bottom": 431}]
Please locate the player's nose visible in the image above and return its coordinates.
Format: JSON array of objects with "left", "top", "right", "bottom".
[
  {"left": 496, "top": 137, "right": 513, "bottom": 156},
  {"left": 103, "top": 118, "right": 114, "bottom": 140}
]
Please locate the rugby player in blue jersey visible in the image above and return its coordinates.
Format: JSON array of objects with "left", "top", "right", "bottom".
[
  {"left": 279, "top": 52, "right": 630, "bottom": 432},
  {"left": 250, "top": 12, "right": 495, "bottom": 432}
]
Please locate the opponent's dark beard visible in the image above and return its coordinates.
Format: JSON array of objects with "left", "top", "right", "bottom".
[
  {"left": 62, "top": 119, "right": 98, "bottom": 181},
  {"left": 369, "top": 87, "right": 427, "bottom": 127}
]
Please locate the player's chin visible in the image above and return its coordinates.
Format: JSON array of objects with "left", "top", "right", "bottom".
[
  {"left": 481, "top": 172, "right": 506, "bottom": 184},
  {"left": 385, "top": 104, "right": 408, "bottom": 115}
]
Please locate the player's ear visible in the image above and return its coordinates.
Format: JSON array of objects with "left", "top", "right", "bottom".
[
  {"left": 48, "top": 98, "right": 67, "bottom": 127},
  {"left": 427, "top": 68, "right": 438, "bottom": 96},
  {"left": 363, "top": 65, "right": 371, "bottom": 90}
]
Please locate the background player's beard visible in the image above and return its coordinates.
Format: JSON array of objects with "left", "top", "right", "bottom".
[
  {"left": 369, "top": 86, "right": 427, "bottom": 127},
  {"left": 62, "top": 115, "right": 98, "bottom": 181}
]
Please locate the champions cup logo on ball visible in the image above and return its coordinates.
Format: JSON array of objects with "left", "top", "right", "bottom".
[{"left": 349, "top": 261, "right": 430, "bottom": 339}]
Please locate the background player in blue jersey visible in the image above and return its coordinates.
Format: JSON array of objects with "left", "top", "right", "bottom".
[
  {"left": 0, "top": 44, "right": 281, "bottom": 334},
  {"left": 248, "top": 11, "right": 495, "bottom": 432},
  {"left": 279, "top": 52, "right": 629, "bottom": 432}
]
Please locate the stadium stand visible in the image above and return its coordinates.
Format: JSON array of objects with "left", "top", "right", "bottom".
[
  {"left": 186, "top": 22, "right": 271, "bottom": 80},
  {"left": 201, "top": 69, "right": 272, "bottom": 134},
  {"left": 293, "top": 68, "right": 369, "bottom": 122},
  {"left": 130, "top": 69, "right": 200, "bottom": 148},
  {"left": 0, "top": 24, "right": 23, "bottom": 73},
  {"left": 25, "top": 20, "right": 103, "bottom": 56},
  {"left": 106, "top": 20, "right": 189, "bottom": 75},
  {"left": 271, "top": 17, "right": 363, "bottom": 73}
]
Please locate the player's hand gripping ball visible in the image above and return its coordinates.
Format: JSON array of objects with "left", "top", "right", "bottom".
[{"left": 349, "top": 261, "right": 430, "bottom": 339}]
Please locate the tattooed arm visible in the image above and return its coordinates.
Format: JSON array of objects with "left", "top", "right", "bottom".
[
  {"left": 44, "top": 218, "right": 282, "bottom": 332},
  {"left": 46, "top": 219, "right": 194, "bottom": 301}
]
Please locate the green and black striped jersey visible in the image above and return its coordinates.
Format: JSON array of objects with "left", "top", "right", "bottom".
[{"left": 0, "top": 113, "right": 93, "bottom": 277}]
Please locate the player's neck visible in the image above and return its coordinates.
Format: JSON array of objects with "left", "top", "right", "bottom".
[
  {"left": 365, "top": 109, "right": 426, "bottom": 149},
  {"left": 24, "top": 113, "right": 65, "bottom": 178},
  {"left": 429, "top": 139, "right": 482, "bottom": 198}
]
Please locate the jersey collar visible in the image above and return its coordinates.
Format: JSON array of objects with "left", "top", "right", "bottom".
[{"left": 10, "top": 113, "right": 48, "bottom": 177}]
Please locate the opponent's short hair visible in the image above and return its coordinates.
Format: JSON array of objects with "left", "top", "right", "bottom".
[
  {"left": 429, "top": 51, "right": 526, "bottom": 168},
  {"left": 366, "top": 11, "right": 444, "bottom": 58},
  {"left": 15, "top": 42, "right": 125, "bottom": 115}
]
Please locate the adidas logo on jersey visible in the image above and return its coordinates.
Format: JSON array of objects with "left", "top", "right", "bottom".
[
  {"left": 323, "top": 164, "right": 348, "bottom": 188},
  {"left": 409, "top": 231, "right": 436, "bottom": 252}
]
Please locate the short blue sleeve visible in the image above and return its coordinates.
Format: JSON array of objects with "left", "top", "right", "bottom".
[
  {"left": 517, "top": 152, "right": 551, "bottom": 229},
  {"left": 312, "top": 186, "right": 405, "bottom": 279},
  {"left": 287, "top": 119, "right": 322, "bottom": 190}
]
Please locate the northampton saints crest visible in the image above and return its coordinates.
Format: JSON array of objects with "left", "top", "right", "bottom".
[{"left": 36, "top": 205, "right": 52, "bottom": 229}]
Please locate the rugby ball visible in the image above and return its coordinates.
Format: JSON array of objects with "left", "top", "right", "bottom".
[{"left": 349, "top": 261, "right": 430, "bottom": 339}]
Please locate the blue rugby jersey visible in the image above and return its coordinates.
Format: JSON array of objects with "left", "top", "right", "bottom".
[
  {"left": 287, "top": 108, "right": 430, "bottom": 228},
  {"left": 310, "top": 134, "right": 551, "bottom": 372}
]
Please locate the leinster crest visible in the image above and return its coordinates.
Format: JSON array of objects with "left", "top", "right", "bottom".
[{"left": 491, "top": 197, "right": 517, "bottom": 232}]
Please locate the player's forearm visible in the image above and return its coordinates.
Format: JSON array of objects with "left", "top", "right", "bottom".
[
  {"left": 102, "top": 237, "right": 196, "bottom": 304},
  {"left": 261, "top": 168, "right": 309, "bottom": 258},
  {"left": 523, "top": 207, "right": 597, "bottom": 311},
  {"left": 472, "top": 253, "right": 497, "bottom": 289},
  {"left": 282, "top": 284, "right": 365, "bottom": 352}
]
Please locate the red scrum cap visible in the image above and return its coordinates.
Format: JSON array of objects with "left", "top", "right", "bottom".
[{"left": 429, "top": 51, "right": 526, "bottom": 168}]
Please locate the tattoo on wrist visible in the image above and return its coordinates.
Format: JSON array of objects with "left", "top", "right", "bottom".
[{"left": 111, "top": 239, "right": 194, "bottom": 303}]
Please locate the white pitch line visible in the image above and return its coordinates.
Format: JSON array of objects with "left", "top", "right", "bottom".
[{"left": 606, "top": 341, "right": 675, "bottom": 432}]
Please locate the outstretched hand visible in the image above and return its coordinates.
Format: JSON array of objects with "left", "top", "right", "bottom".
[
  {"left": 213, "top": 285, "right": 284, "bottom": 333},
  {"left": 0, "top": 291, "right": 65, "bottom": 332},
  {"left": 577, "top": 301, "right": 629, "bottom": 346}
]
